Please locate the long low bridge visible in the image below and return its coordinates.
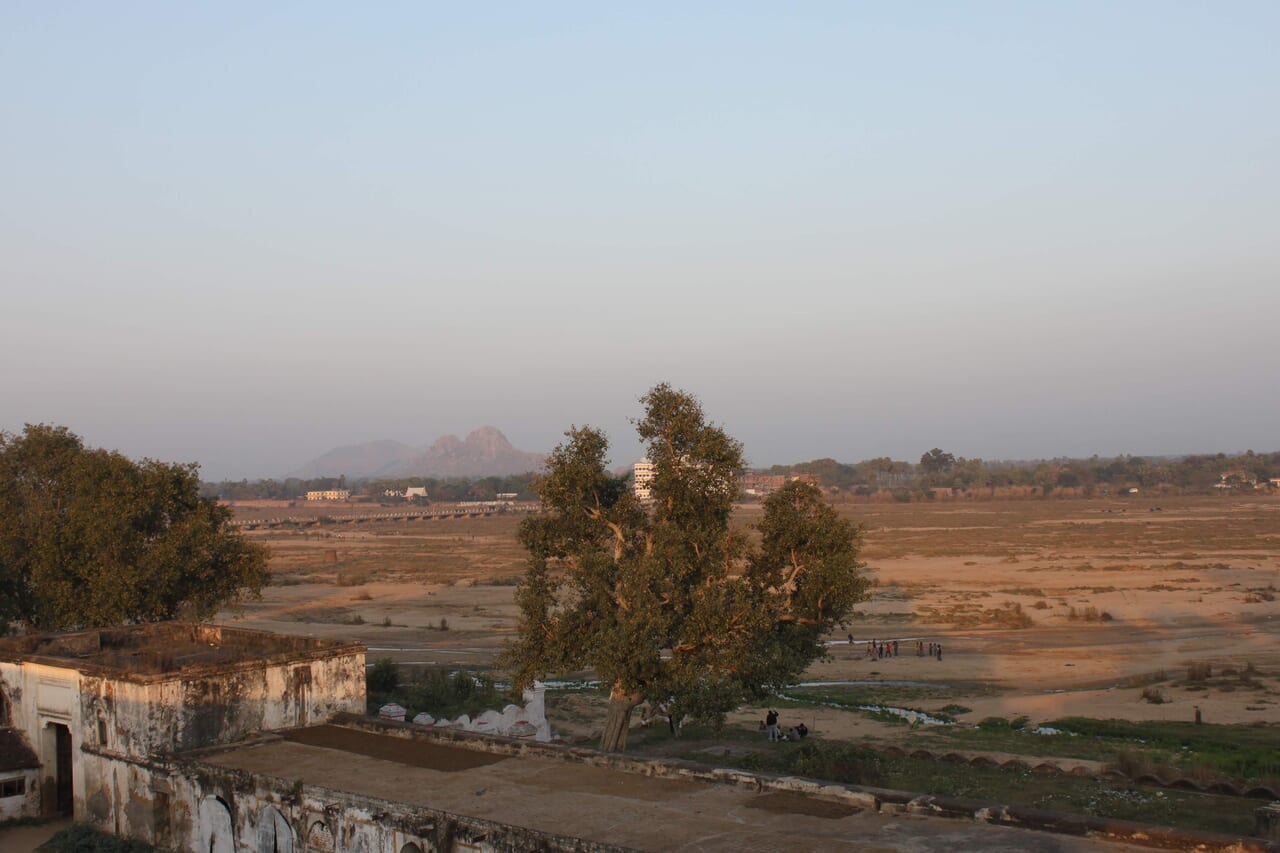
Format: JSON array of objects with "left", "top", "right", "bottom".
[{"left": 229, "top": 501, "right": 541, "bottom": 530}]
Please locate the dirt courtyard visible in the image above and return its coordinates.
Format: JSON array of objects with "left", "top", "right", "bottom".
[{"left": 218, "top": 495, "right": 1280, "bottom": 742}]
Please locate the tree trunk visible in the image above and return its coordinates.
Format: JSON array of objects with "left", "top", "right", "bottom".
[{"left": 599, "top": 683, "right": 642, "bottom": 752}]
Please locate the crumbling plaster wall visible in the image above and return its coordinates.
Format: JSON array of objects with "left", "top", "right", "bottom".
[
  {"left": 0, "top": 659, "right": 84, "bottom": 817},
  {"left": 74, "top": 648, "right": 365, "bottom": 841},
  {"left": 77, "top": 649, "right": 366, "bottom": 759},
  {"left": 148, "top": 757, "right": 633, "bottom": 853},
  {"left": 0, "top": 768, "right": 40, "bottom": 820}
]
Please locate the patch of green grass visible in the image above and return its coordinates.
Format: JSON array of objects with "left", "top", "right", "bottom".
[
  {"left": 977, "top": 715, "right": 1030, "bottom": 731},
  {"left": 642, "top": 729, "right": 1261, "bottom": 837},
  {"left": 920, "top": 716, "right": 1280, "bottom": 783},
  {"left": 876, "top": 755, "right": 1258, "bottom": 836},
  {"left": 1046, "top": 717, "right": 1280, "bottom": 781}
]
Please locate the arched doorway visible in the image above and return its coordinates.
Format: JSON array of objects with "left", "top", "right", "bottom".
[
  {"left": 257, "top": 805, "right": 294, "bottom": 853},
  {"left": 41, "top": 722, "right": 73, "bottom": 816},
  {"left": 198, "top": 796, "right": 235, "bottom": 853}
]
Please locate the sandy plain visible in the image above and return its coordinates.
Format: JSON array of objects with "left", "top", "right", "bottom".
[{"left": 218, "top": 495, "right": 1280, "bottom": 748}]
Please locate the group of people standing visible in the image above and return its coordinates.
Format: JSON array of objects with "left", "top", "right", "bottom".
[
  {"left": 849, "top": 635, "right": 944, "bottom": 661},
  {"left": 763, "top": 708, "right": 809, "bottom": 742}
]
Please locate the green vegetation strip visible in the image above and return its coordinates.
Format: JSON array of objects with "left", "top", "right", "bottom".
[
  {"left": 45, "top": 823, "right": 163, "bottom": 853},
  {"left": 716, "top": 738, "right": 1260, "bottom": 837},
  {"left": 915, "top": 716, "right": 1280, "bottom": 783}
]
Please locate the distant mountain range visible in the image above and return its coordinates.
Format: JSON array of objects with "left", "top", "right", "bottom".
[{"left": 288, "top": 427, "right": 546, "bottom": 479}]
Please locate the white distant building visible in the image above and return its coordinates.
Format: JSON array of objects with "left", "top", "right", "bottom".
[
  {"left": 405, "top": 486, "right": 428, "bottom": 500},
  {"left": 305, "top": 489, "right": 350, "bottom": 501},
  {"left": 633, "top": 459, "right": 655, "bottom": 501}
]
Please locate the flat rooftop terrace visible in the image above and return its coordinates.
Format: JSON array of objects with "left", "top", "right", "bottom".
[
  {"left": 0, "top": 623, "right": 361, "bottom": 676},
  {"left": 198, "top": 724, "right": 1155, "bottom": 853}
]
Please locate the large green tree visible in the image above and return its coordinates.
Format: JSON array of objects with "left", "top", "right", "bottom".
[
  {"left": 502, "top": 384, "right": 867, "bottom": 751},
  {"left": 0, "top": 424, "right": 270, "bottom": 632}
]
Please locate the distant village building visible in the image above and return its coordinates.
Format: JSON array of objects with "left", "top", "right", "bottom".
[
  {"left": 633, "top": 459, "right": 655, "bottom": 501},
  {"left": 1215, "top": 470, "right": 1257, "bottom": 490},
  {"left": 739, "top": 473, "right": 786, "bottom": 497},
  {"left": 738, "top": 472, "right": 821, "bottom": 498},
  {"left": 405, "top": 486, "right": 429, "bottom": 500},
  {"left": 306, "top": 489, "right": 351, "bottom": 501}
]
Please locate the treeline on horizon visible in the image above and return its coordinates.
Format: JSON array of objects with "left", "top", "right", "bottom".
[
  {"left": 202, "top": 449, "right": 1279, "bottom": 503},
  {"left": 199, "top": 472, "right": 540, "bottom": 503},
  {"left": 764, "top": 448, "right": 1280, "bottom": 497}
]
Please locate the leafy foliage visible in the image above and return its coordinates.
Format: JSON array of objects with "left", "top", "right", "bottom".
[
  {"left": 367, "top": 664, "right": 508, "bottom": 720},
  {"left": 367, "top": 658, "right": 400, "bottom": 693},
  {"left": 0, "top": 424, "right": 269, "bottom": 632},
  {"left": 501, "top": 384, "right": 868, "bottom": 750}
]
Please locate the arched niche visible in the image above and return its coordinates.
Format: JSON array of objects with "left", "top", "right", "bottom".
[
  {"left": 198, "top": 796, "right": 235, "bottom": 853},
  {"left": 257, "top": 805, "right": 294, "bottom": 853},
  {"left": 305, "top": 819, "right": 335, "bottom": 853}
]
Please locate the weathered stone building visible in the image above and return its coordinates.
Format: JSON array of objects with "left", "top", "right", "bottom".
[{"left": 0, "top": 623, "right": 364, "bottom": 837}]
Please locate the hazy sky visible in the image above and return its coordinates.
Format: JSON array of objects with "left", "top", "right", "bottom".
[{"left": 3, "top": 3, "right": 1277, "bottom": 480}]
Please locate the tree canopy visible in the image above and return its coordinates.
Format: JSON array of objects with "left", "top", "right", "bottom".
[
  {"left": 501, "top": 384, "right": 868, "bottom": 751},
  {"left": 0, "top": 424, "right": 270, "bottom": 633}
]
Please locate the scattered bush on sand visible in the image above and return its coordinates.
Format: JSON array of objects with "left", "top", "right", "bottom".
[{"left": 1187, "top": 662, "right": 1213, "bottom": 683}]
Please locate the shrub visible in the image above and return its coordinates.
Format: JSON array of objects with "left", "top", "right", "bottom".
[
  {"left": 400, "top": 668, "right": 505, "bottom": 719},
  {"left": 997, "top": 602, "right": 1034, "bottom": 628},
  {"left": 1032, "top": 600, "right": 1051, "bottom": 610},
  {"left": 787, "top": 741, "right": 885, "bottom": 786},
  {"left": 977, "top": 716, "right": 1013, "bottom": 730},
  {"left": 367, "top": 658, "right": 399, "bottom": 693},
  {"left": 1111, "top": 748, "right": 1153, "bottom": 778},
  {"left": 1141, "top": 686, "right": 1166, "bottom": 704},
  {"left": 47, "top": 823, "right": 161, "bottom": 853},
  {"left": 1187, "top": 662, "right": 1213, "bottom": 683}
]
